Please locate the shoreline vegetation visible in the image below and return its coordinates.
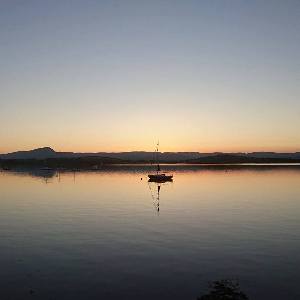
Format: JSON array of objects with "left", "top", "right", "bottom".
[
  {"left": 1, "top": 147, "right": 300, "bottom": 170},
  {"left": 1, "top": 155, "right": 300, "bottom": 171}
]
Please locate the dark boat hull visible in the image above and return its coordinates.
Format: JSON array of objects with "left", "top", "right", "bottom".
[{"left": 148, "top": 174, "right": 173, "bottom": 182}]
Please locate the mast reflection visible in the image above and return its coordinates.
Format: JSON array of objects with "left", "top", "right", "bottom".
[{"left": 148, "top": 177, "right": 173, "bottom": 214}]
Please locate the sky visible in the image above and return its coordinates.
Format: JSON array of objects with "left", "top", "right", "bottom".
[{"left": 0, "top": 0, "right": 299, "bottom": 153}]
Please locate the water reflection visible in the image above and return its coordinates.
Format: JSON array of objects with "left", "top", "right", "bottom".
[
  {"left": 148, "top": 181, "right": 173, "bottom": 214},
  {"left": 1, "top": 166, "right": 300, "bottom": 299},
  {"left": 2, "top": 163, "right": 300, "bottom": 179}
]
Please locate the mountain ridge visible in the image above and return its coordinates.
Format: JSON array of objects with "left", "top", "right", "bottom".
[{"left": 1, "top": 147, "right": 300, "bottom": 162}]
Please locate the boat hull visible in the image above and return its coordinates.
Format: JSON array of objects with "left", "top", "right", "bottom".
[{"left": 148, "top": 174, "right": 173, "bottom": 182}]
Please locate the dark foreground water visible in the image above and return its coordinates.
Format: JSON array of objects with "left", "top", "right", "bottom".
[{"left": 1, "top": 165, "right": 300, "bottom": 300}]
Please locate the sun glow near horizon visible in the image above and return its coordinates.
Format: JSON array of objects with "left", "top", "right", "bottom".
[
  {"left": 0, "top": 1, "right": 299, "bottom": 154},
  {"left": 1, "top": 136, "right": 299, "bottom": 154}
]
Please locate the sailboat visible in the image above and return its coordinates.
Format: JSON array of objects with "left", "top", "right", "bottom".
[{"left": 148, "top": 142, "right": 173, "bottom": 182}]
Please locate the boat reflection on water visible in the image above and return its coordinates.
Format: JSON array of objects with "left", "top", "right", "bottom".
[{"left": 148, "top": 176, "right": 173, "bottom": 214}]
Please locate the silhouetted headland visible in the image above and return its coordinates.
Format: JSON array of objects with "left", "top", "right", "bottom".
[{"left": 1, "top": 147, "right": 300, "bottom": 170}]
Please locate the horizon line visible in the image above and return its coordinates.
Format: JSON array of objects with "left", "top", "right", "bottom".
[{"left": 1, "top": 146, "right": 300, "bottom": 155}]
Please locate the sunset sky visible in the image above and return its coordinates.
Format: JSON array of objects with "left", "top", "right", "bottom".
[{"left": 1, "top": 1, "right": 299, "bottom": 153}]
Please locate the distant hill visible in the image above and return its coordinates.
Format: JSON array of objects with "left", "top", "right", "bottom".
[
  {"left": 0, "top": 147, "right": 202, "bottom": 162},
  {"left": 0, "top": 147, "right": 57, "bottom": 160},
  {"left": 0, "top": 147, "right": 300, "bottom": 163}
]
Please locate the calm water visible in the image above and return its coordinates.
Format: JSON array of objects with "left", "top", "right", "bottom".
[{"left": 1, "top": 166, "right": 300, "bottom": 299}]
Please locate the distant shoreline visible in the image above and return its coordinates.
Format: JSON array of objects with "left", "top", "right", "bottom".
[
  {"left": 1, "top": 147, "right": 300, "bottom": 170},
  {"left": 1, "top": 157, "right": 300, "bottom": 172}
]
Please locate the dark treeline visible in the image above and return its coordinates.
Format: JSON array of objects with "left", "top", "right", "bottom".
[
  {"left": 1, "top": 154, "right": 300, "bottom": 170},
  {"left": 0, "top": 157, "right": 130, "bottom": 170},
  {"left": 186, "top": 154, "right": 300, "bottom": 164}
]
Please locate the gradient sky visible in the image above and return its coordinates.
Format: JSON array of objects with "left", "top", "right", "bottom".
[{"left": 1, "top": 0, "right": 299, "bottom": 153}]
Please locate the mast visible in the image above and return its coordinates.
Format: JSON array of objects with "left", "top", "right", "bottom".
[{"left": 156, "top": 140, "right": 160, "bottom": 174}]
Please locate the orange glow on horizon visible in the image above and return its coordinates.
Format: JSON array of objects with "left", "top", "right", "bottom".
[{"left": 1, "top": 143, "right": 299, "bottom": 154}]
